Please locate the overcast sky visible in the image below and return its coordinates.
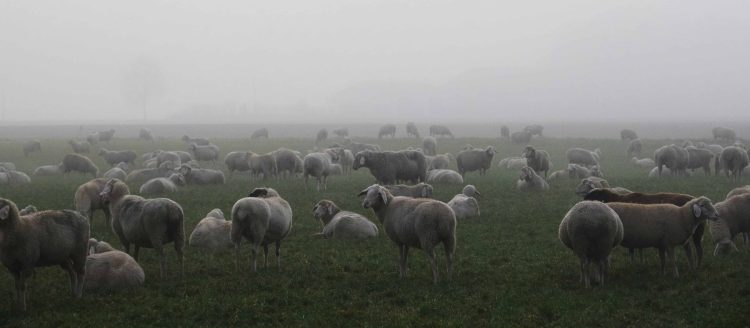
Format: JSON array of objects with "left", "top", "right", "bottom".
[{"left": 1, "top": 1, "right": 748, "bottom": 123}]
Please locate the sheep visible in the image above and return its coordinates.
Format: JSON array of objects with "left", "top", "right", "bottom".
[
  {"left": 719, "top": 146, "right": 749, "bottom": 181},
  {"left": 566, "top": 148, "right": 599, "bottom": 167},
  {"left": 423, "top": 136, "right": 437, "bottom": 156},
  {"left": 62, "top": 153, "right": 99, "bottom": 177},
  {"left": 273, "top": 148, "right": 304, "bottom": 178},
  {"left": 726, "top": 185, "right": 750, "bottom": 199},
  {"left": 22, "top": 140, "right": 41, "bottom": 157},
  {"left": 246, "top": 151, "right": 277, "bottom": 179},
  {"left": 102, "top": 166, "right": 127, "bottom": 181},
  {"left": 85, "top": 238, "right": 144, "bottom": 292},
  {"left": 456, "top": 146, "right": 496, "bottom": 177},
  {"left": 517, "top": 166, "right": 549, "bottom": 191},
  {"left": 231, "top": 187, "right": 293, "bottom": 272},
  {"left": 353, "top": 150, "right": 427, "bottom": 184},
  {"left": 406, "top": 122, "right": 420, "bottom": 138},
  {"left": 126, "top": 161, "right": 174, "bottom": 182},
  {"left": 189, "top": 209, "right": 233, "bottom": 253},
  {"left": 342, "top": 138, "right": 381, "bottom": 153},
  {"left": 710, "top": 194, "right": 750, "bottom": 255},
  {"left": 155, "top": 150, "right": 182, "bottom": 168},
  {"left": 500, "top": 125, "right": 510, "bottom": 138},
  {"left": 33, "top": 163, "right": 63, "bottom": 176},
  {"left": 100, "top": 179, "right": 185, "bottom": 278},
  {"left": 0, "top": 162, "right": 15, "bottom": 171},
  {"left": 332, "top": 127, "right": 349, "bottom": 138},
  {"left": 251, "top": 127, "right": 269, "bottom": 139},
  {"left": 606, "top": 197, "right": 718, "bottom": 277},
  {"left": 631, "top": 157, "right": 655, "bottom": 168},
  {"left": 511, "top": 131, "right": 532, "bottom": 144},
  {"left": 574, "top": 177, "right": 613, "bottom": 196},
  {"left": 523, "top": 146, "right": 551, "bottom": 178},
  {"left": 74, "top": 178, "right": 112, "bottom": 231},
  {"left": 86, "top": 133, "right": 99, "bottom": 146},
  {"left": 303, "top": 151, "right": 338, "bottom": 191},
  {"left": 620, "top": 129, "right": 638, "bottom": 141},
  {"left": 315, "top": 129, "right": 328, "bottom": 145},
  {"left": 448, "top": 185, "right": 481, "bottom": 220},
  {"left": 312, "top": 200, "right": 378, "bottom": 239},
  {"left": 69, "top": 139, "right": 91, "bottom": 154},
  {"left": 171, "top": 150, "right": 194, "bottom": 163},
  {"left": 384, "top": 183, "right": 434, "bottom": 198},
  {"left": 178, "top": 165, "right": 225, "bottom": 185},
  {"left": 559, "top": 201, "right": 623, "bottom": 288},
  {"left": 327, "top": 163, "right": 343, "bottom": 176},
  {"left": 358, "top": 184, "right": 456, "bottom": 283},
  {"left": 378, "top": 124, "right": 397, "bottom": 138},
  {"left": 138, "top": 128, "right": 154, "bottom": 142},
  {"left": 139, "top": 173, "right": 186, "bottom": 195},
  {"left": 713, "top": 126, "right": 736, "bottom": 142},
  {"left": 329, "top": 147, "right": 354, "bottom": 175},
  {"left": 222, "top": 151, "right": 250, "bottom": 176},
  {"left": 98, "top": 148, "right": 137, "bottom": 167},
  {"left": 426, "top": 169, "right": 464, "bottom": 185},
  {"left": 497, "top": 156, "right": 527, "bottom": 170},
  {"left": 627, "top": 139, "right": 642, "bottom": 157},
  {"left": 0, "top": 169, "right": 32, "bottom": 186},
  {"left": 97, "top": 129, "right": 116, "bottom": 143},
  {"left": 182, "top": 135, "right": 210, "bottom": 145},
  {"left": 429, "top": 125, "right": 454, "bottom": 138},
  {"left": 685, "top": 146, "right": 714, "bottom": 175},
  {"left": 19, "top": 205, "right": 38, "bottom": 215},
  {"left": 654, "top": 145, "right": 688, "bottom": 177},
  {"left": 524, "top": 124, "right": 544, "bottom": 137},
  {"left": 189, "top": 143, "right": 220, "bottom": 163},
  {"left": 428, "top": 153, "right": 452, "bottom": 170}
]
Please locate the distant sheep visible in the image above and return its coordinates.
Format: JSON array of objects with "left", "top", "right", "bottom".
[
  {"left": 189, "top": 143, "right": 220, "bottom": 163},
  {"left": 654, "top": 145, "right": 689, "bottom": 177},
  {"left": 62, "top": 153, "right": 99, "bottom": 177},
  {"left": 713, "top": 127, "right": 736, "bottom": 142},
  {"left": 631, "top": 157, "right": 655, "bottom": 168},
  {"left": 523, "top": 146, "right": 551, "bottom": 178},
  {"left": 719, "top": 146, "right": 749, "bottom": 181},
  {"left": 627, "top": 139, "right": 642, "bottom": 157},
  {"left": 428, "top": 153, "right": 452, "bottom": 170},
  {"left": 517, "top": 166, "right": 549, "bottom": 191},
  {"left": 498, "top": 156, "right": 527, "bottom": 170},
  {"left": 303, "top": 151, "right": 338, "bottom": 191},
  {"left": 138, "top": 128, "right": 154, "bottom": 142},
  {"left": 429, "top": 125, "right": 454, "bottom": 138},
  {"left": 332, "top": 127, "right": 349, "bottom": 138},
  {"left": 273, "top": 148, "right": 304, "bottom": 178},
  {"left": 224, "top": 151, "right": 251, "bottom": 176},
  {"left": 139, "top": 173, "right": 186, "bottom": 195},
  {"left": 178, "top": 165, "right": 225, "bottom": 185},
  {"left": 685, "top": 146, "right": 714, "bottom": 175},
  {"left": 524, "top": 124, "right": 543, "bottom": 137},
  {"left": 246, "top": 151, "right": 277, "bottom": 179},
  {"left": 251, "top": 128, "right": 269, "bottom": 139},
  {"left": 33, "top": 163, "right": 63, "bottom": 176},
  {"left": 353, "top": 150, "right": 427, "bottom": 184},
  {"left": 511, "top": 131, "right": 532, "bottom": 144},
  {"left": 97, "top": 129, "right": 116, "bottom": 143},
  {"left": 456, "top": 146, "right": 496, "bottom": 177},
  {"left": 68, "top": 140, "right": 91, "bottom": 154},
  {"left": 182, "top": 135, "right": 210, "bottom": 145},
  {"left": 500, "top": 125, "right": 510, "bottom": 138},
  {"left": 98, "top": 148, "right": 137, "bottom": 167},
  {"left": 566, "top": 148, "right": 600, "bottom": 167},
  {"left": 423, "top": 137, "right": 437, "bottom": 156},
  {"left": 620, "top": 129, "right": 638, "bottom": 141},
  {"left": 378, "top": 124, "right": 397, "bottom": 138},
  {"left": 22, "top": 140, "right": 41, "bottom": 157},
  {"left": 384, "top": 183, "right": 434, "bottom": 198},
  {"left": 406, "top": 122, "right": 420, "bottom": 138},
  {"left": 315, "top": 129, "right": 328, "bottom": 145}
]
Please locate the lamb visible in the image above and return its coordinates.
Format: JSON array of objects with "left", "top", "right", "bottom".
[
  {"left": 378, "top": 124, "right": 397, "bottom": 138},
  {"left": 332, "top": 127, "right": 349, "bottom": 138},
  {"left": 33, "top": 163, "right": 63, "bottom": 176},
  {"left": 103, "top": 167, "right": 127, "bottom": 181},
  {"left": 69, "top": 139, "right": 91, "bottom": 154},
  {"left": 429, "top": 153, "right": 452, "bottom": 170},
  {"left": 627, "top": 139, "right": 642, "bottom": 157},
  {"left": 247, "top": 151, "right": 277, "bottom": 179},
  {"left": 138, "top": 128, "right": 154, "bottom": 142},
  {"left": 315, "top": 129, "right": 328, "bottom": 145},
  {"left": 429, "top": 125, "right": 454, "bottom": 138},
  {"left": 447, "top": 185, "right": 481, "bottom": 220},
  {"left": 231, "top": 188, "right": 293, "bottom": 272},
  {"left": 189, "top": 143, "right": 220, "bottom": 163},
  {"left": 100, "top": 179, "right": 185, "bottom": 278},
  {"left": 423, "top": 136, "right": 437, "bottom": 156},
  {"left": 84, "top": 239, "right": 144, "bottom": 292},
  {"left": 709, "top": 194, "right": 750, "bottom": 255},
  {"left": 353, "top": 150, "right": 427, "bottom": 184},
  {"left": 62, "top": 153, "right": 99, "bottom": 177},
  {"left": 303, "top": 151, "right": 338, "bottom": 191},
  {"left": 139, "top": 173, "right": 186, "bottom": 195},
  {"left": 500, "top": 125, "right": 510, "bottom": 138},
  {"left": 171, "top": 150, "right": 194, "bottom": 163},
  {"left": 384, "top": 183, "right": 434, "bottom": 198},
  {"left": 97, "top": 129, "right": 116, "bottom": 143},
  {"left": 178, "top": 165, "right": 225, "bottom": 185},
  {"left": 713, "top": 126, "right": 736, "bottom": 142},
  {"left": 328, "top": 163, "right": 343, "bottom": 176},
  {"left": 631, "top": 157, "right": 655, "bottom": 168},
  {"left": 516, "top": 166, "right": 549, "bottom": 191},
  {"left": 719, "top": 146, "right": 749, "bottom": 181},
  {"left": 523, "top": 146, "right": 551, "bottom": 178},
  {"left": 548, "top": 164, "right": 594, "bottom": 181},
  {"left": 0, "top": 199, "right": 89, "bottom": 311},
  {"left": 497, "top": 156, "right": 527, "bottom": 170},
  {"left": 456, "top": 146, "right": 496, "bottom": 177},
  {"left": 98, "top": 149, "right": 137, "bottom": 167},
  {"left": 251, "top": 127, "right": 269, "bottom": 139},
  {"left": 606, "top": 197, "right": 718, "bottom": 277},
  {"left": 182, "top": 135, "right": 210, "bottom": 145},
  {"left": 426, "top": 169, "right": 464, "bottom": 185},
  {"left": 620, "top": 129, "right": 638, "bottom": 141},
  {"left": 566, "top": 148, "right": 600, "bottom": 167},
  {"left": 22, "top": 140, "right": 41, "bottom": 156},
  {"left": 332, "top": 147, "right": 354, "bottom": 175},
  {"left": 358, "top": 184, "right": 456, "bottom": 283},
  {"left": 189, "top": 209, "right": 233, "bottom": 253},
  {"left": 74, "top": 178, "right": 112, "bottom": 230},
  {"left": 273, "top": 148, "right": 304, "bottom": 178},
  {"left": 312, "top": 200, "right": 378, "bottom": 239},
  {"left": 406, "top": 122, "right": 420, "bottom": 138},
  {"left": 511, "top": 131, "right": 532, "bottom": 144},
  {"left": 559, "top": 201, "right": 624, "bottom": 288}
]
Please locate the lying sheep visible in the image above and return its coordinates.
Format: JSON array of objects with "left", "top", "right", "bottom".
[
  {"left": 353, "top": 150, "right": 427, "bottom": 184},
  {"left": 428, "top": 153, "right": 452, "bottom": 170},
  {"left": 224, "top": 151, "right": 251, "bottom": 176},
  {"left": 33, "top": 163, "right": 63, "bottom": 176},
  {"left": 19, "top": 205, "right": 38, "bottom": 215},
  {"left": 342, "top": 138, "right": 381, "bottom": 153},
  {"left": 378, "top": 124, "right": 397, "bottom": 138},
  {"left": 0, "top": 169, "right": 31, "bottom": 186},
  {"left": 406, "top": 122, "right": 420, "bottom": 138},
  {"left": 189, "top": 209, "right": 233, "bottom": 253},
  {"left": 69, "top": 140, "right": 91, "bottom": 154},
  {"left": 566, "top": 148, "right": 599, "bottom": 167},
  {"left": 517, "top": 166, "right": 549, "bottom": 191},
  {"left": 304, "top": 151, "right": 338, "bottom": 191},
  {"left": 98, "top": 148, "right": 137, "bottom": 167},
  {"left": 247, "top": 151, "right": 277, "bottom": 179},
  {"left": 423, "top": 137, "right": 437, "bottom": 156},
  {"left": 189, "top": 143, "right": 220, "bottom": 163},
  {"left": 620, "top": 129, "right": 638, "bottom": 141},
  {"left": 231, "top": 188, "right": 293, "bottom": 272},
  {"left": 22, "top": 140, "right": 41, "bottom": 157},
  {"left": 103, "top": 166, "right": 128, "bottom": 181},
  {"left": 85, "top": 239, "right": 145, "bottom": 292},
  {"left": 710, "top": 194, "right": 750, "bottom": 255},
  {"left": 426, "top": 169, "right": 464, "bottom": 185},
  {"left": 0, "top": 199, "right": 89, "bottom": 311},
  {"left": 127, "top": 161, "right": 175, "bottom": 182},
  {"left": 251, "top": 127, "right": 269, "bottom": 139},
  {"left": 498, "top": 156, "right": 527, "bottom": 170},
  {"left": 631, "top": 157, "right": 655, "bottom": 168},
  {"left": 429, "top": 125, "right": 454, "bottom": 138},
  {"left": 138, "top": 128, "right": 154, "bottom": 142},
  {"left": 62, "top": 153, "right": 99, "bottom": 177},
  {"left": 719, "top": 146, "right": 749, "bottom": 181},
  {"left": 456, "top": 146, "right": 496, "bottom": 177},
  {"left": 179, "top": 165, "right": 225, "bottom": 185},
  {"left": 74, "top": 178, "right": 112, "bottom": 230},
  {"left": 273, "top": 148, "right": 304, "bottom": 179},
  {"left": 606, "top": 197, "right": 718, "bottom": 277},
  {"left": 358, "top": 184, "right": 456, "bottom": 283},
  {"left": 559, "top": 201, "right": 623, "bottom": 288},
  {"left": 100, "top": 179, "right": 185, "bottom": 278},
  {"left": 384, "top": 183, "right": 434, "bottom": 198},
  {"left": 627, "top": 139, "right": 642, "bottom": 157},
  {"left": 139, "top": 173, "right": 186, "bottom": 195},
  {"left": 574, "top": 178, "right": 613, "bottom": 196},
  {"left": 524, "top": 146, "right": 551, "bottom": 178},
  {"left": 182, "top": 135, "right": 210, "bottom": 145},
  {"left": 312, "top": 200, "right": 378, "bottom": 239},
  {"left": 448, "top": 185, "right": 480, "bottom": 220},
  {"left": 548, "top": 164, "right": 595, "bottom": 181},
  {"left": 88, "top": 238, "right": 115, "bottom": 253}
]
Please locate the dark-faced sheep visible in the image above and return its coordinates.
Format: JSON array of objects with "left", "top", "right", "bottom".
[
  {"left": 456, "top": 146, "right": 496, "bottom": 177},
  {"left": 523, "top": 146, "right": 551, "bottom": 178},
  {"left": 62, "top": 153, "right": 99, "bottom": 177},
  {"left": 353, "top": 150, "right": 427, "bottom": 185},
  {"left": 378, "top": 124, "right": 397, "bottom": 138}
]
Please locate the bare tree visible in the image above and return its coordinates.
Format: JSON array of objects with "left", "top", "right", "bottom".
[{"left": 120, "top": 57, "right": 164, "bottom": 121}]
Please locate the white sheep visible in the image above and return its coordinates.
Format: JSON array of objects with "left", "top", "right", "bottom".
[
  {"left": 517, "top": 166, "right": 549, "bottom": 191},
  {"left": 559, "top": 201, "right": 623, "bottom": 288},
  {"left": 84, "top": 239, "right": 145, "bottom": 292},
  {"left": 426, "top": 169, "right": 464, "bottom": 185},
  {"left": 447, "top": 185, "right": 480, "bottom": 219},
  {"left": 710, "top": 193, "right": 750, "bottom": 255},
  {"left": 631, "top": 157, "right": 655, "bottom": 168},
  {"left": 189, "top": 209, "right": 234, "bottom": 253},
  {"left": 384, "top": 183, "right": 434, "bottom": 198},
  {"left": 139, "top": 173, "right": 186, "bottom": 195},
  {"left": 33, "top": 163, "right": 63, "bottom": 176},
  {"left": 498, "top": 156, "right": 527, "bottom": 170},
  {"left": 312, "top": 200, "right": 378, "bottom": 239}
]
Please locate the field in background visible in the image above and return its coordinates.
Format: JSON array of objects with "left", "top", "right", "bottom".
[{"left": 0, "top": 133, "right": 749, "bottom": 326}]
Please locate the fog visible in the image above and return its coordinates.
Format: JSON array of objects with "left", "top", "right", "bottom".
[{"left": 1, "top": 1, "right": 748, "bottom": 124}]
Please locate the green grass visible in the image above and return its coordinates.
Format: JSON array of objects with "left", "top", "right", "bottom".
[{"left": 0, "top": 135, "right": 749, "bottom": 327}]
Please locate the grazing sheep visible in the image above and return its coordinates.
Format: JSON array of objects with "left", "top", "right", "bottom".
[
  {"left": 303, "top": 151, "right": 338, "bottom": 191},
  {"left": 88, "top": 238, "right": 115, "bottom": 253},
  {"left": 312, "top": 200, "right": 378, "bottom": 239},
  {"left": 426, "top": 169, "right": 464, "bottom": 185},
  {"left": 559, "top": 201, "right": 624, "bottom": 288},
  {"left": 100, "top": 179, "right": 185, "bottom": 278},
  {"left": 224, "top": 151, "right": 251, "bottom": 176},
  {"left": 231, "top": 188, "right": 293, "bottom": 272},
  {"left": 456, "top": 146, "right": 496, "bottom": 177},
  {"left": 178, "top": 165, "right": 225, "bottom": 185},
  {"left": 332, "top": 127, "right": 349, "bottom": 138},
  {"left": 139, "top": 173, "right": 186, "bottom": 195},
  {"left": 33, "top": 163, "right": 63, "bottom": 176},
  {"left": 654, "top": 145, "right": 689, "bottom": 177},
  {"left": 498, "top": 156, "right": 527, "bottom": 170},
  {"left": 0, "top": 169, "right": 31, "bottom": 186},
  {"left": 189, "top": 143, "right": 220, "bottom": 163},
  {"left": 429, "top": 153, "right": 452, "bottom": 170},
  {"left": 342, "top": 138, "right": 381, "bottom": 153},
  {"left": 353, "top": 150, "right": 427, "bottom": 184},
  {"left": 511, "top": 131, "right": 532, "bottom": 144},
  {"left": 251, "top": 128, "right": 269, "bottom": 139},
  {"left": 606, "top": 197, "right": 718, "bottom": 277},
  {"left": 86, "top": 133, "right": 99, "bottom": 146},
  {"left": 138, "top": 128, "right": 154, "bottom": 141},
  {"left": 566, "top": 148, "right": 600, "bottom": 167},
  {"left": 69, "top": 139, "right": 91, "bottom": 154},
  {"left": 719, "top": 146, "right": 749, "bottom": 181},
  {"left": 84, "top": 239, "right": 144, "bottom": 292},
  {"left": 62, "top": 153, "right": 99, "bottom": 177},
  {"left": 523, "top": 146, "right": 552, "bottom": 178},
  {"left": 429, "top": 125, "right": 454, "bottom": 138},
  {"left": 710, "top": 194, "right": 750, "bottom": 255},
  {"left": 97, "top": 129, "right": 116, "bottom": 143},
  {"left": 358, "top": 184, "right": 456, "bottom": 283},
  {"left": 627, "top": 139, "right": 642, "bottom": 157},
  {"left": 620, "top": 129, "right": 638, "bottom": 141},
  {"left": 384, "top": 183, "right": 434, "bottom": 198},
  {"left": 74, "top": 178, "right": 112, "bottom": 231},
  {"left": 423, "top": 136, "right": 437, "bottom": 156},
  {"left": 126, "top": 161, "right": 175, "bottom": 182},
  {"left": 22, "top": 140, "right": 41, "bottom": 157},
  {"left": 315, "top": 129, "right": 328, "bottom": 145},
  {"left": 19, "top": 205, "right": 38, "bottom": 215},
  {"left": 0, "top": 199, "right": 89, "bottom": 311},
  {"left": 713, "top": 127, "right": 736, "bottom": 142},
  {"left": 378, "top": 124, "right": 397, "bottom": 138},
  {"left": 182, "top": 135, "right": 210, "bottom": 145},
  {"left": 189, "top": 209, "right": 233, "bottom": 253},
  {"left": 0, "top": 162, "right": 16, "bottom": 171},
  {"left": 685, "top": 146, "right": 714, "bottom": 175},
  {"left": 156, "top": 151, "right": 183, "bottom": 168},
  {"left": 631, "top": 157, "right": 655, "bottom": 168},
  {"left": 500, "top": 125, "right": 510, "bottom": 138},
  {"left": 171, "top": 150, "right": 193, "bottom": 163},
  {"left": 448, "top": 185, "right": 481, "bottom": 220},
  {"left": 524, "top": 124, "right": 544, "bottom": 137},
  {"left": 102, "top": 166, "right": 127, "bottom": 181},
  {"left": 517, "top": 166, "right": 549, "bottom": 191},
  {"left": 246, "top": 152, "right": 277, "bottom": 179},
  {"left": 406, "top": 122, "right": 420, "bottom": 138},
  {"left": 273, "top": 148, "right": 304, "bottom": 178},
  {"left": 98, "top": 148, "right": 137, "bottom": 167}
]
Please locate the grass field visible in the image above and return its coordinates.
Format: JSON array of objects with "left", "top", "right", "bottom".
[{"left": 0, "top": 134, "right": 749, "bottom": 327}]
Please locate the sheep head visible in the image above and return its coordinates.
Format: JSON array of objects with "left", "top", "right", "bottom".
[
  {"left": 463, "top": 185, "right": 480, "bottom": 198},
  {"left": 99, "top": 179, "right": 129, "bottom": 203},
  {"left": 313, "top": 200, "right": 337, "bottom": 223},
  {"left": 353, "top": 151, "right": 369, "bottom": 170},
  {"left": 523, "top": 146, "right": 536, "bottom": 159},
  {"left": 420, "top": 184, "right": 434, "bottom": 198},
  {"left": 358, "top": 184, "right": 391, "bottom": 209},
  {"left": 0, "top": 199, "right": 19, "bottom": 223},
  {"left": 248, "top": 187, "right": 280, "bottom": 198},
  {"left": 691, "top": 197, "right": 719, "bottom": 221}
]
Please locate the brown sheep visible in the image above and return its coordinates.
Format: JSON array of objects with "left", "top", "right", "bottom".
[{"left": 74, "top": 178, "right": 111, "bottom": 231}]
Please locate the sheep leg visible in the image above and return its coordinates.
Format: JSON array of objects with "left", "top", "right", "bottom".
[
  {"left": 234, "top": 243, "right": 241, "bottom": 271},
  {"left": 398, "top": 245, "right": 409, "bottom": 278},
  {"left": 628, "top": 248, "right": 635, "bottom": 263},
  {"left": 658, "top": 247, "right": 667, "bottom": 275},
  {"left": 154, "top": 244, "right": 167, "bottom": 279},
  {"left": 13, "top": 270, "right": 31, "bottom": 312},
  {"left": 422, "top": 244, "right": 439, "bottom": 284},
  {"left": 103, "top": 207, "right": 112, "bottom": 232},
  {"left": 61, "top": 259, "right": 78, "bottom": 296},
  {"left": 251, "top": 244, "right": 259, "bottom": 272},
  {"left": 275, "top": 240, "right": 282, "bottom": 270},
  {"left": 263, "top": 244, "right": 269, "bottom": 268},
  {"left": 682, "top": 242, "right": 694, "bottom": 270},
  {"left": 174, "top": 239, "right": 184, "bottom": 279},
  {"left": 323, "top": 176, "right": 327, "bottom": 191},
  {"left": 133, "top": 246, "right": 140, "bottom": 261},
  {"left": 668, "top": 247, "right": 679, "bottom": 278},
  {"left": 580, "top": 258, "right": 590, "bottom": 288}
]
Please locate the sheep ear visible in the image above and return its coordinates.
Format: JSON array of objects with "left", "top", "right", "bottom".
[
  {"left": 378, "top": 188, "right": 389, "bottom": 205},
  {"left": 0, "top": 205, "right": 9, "bottom": 220},
  {"left": 421, "top": 188, "right": 428, "bottom": 198},
  {"left": 356, "top": 189, "right": 368, "bottom": 197},
  {"left": 248, "top": 188, "right": 267, "bottom": 198},
  {"left": 359, "top": 156, "right": 366, "bottom": 165},
  {"left": 327, "top": 204, "right": 334, "bottom": 216},
  {"left": 692, "top": 204, "right": 702, "bottom": 218}
]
